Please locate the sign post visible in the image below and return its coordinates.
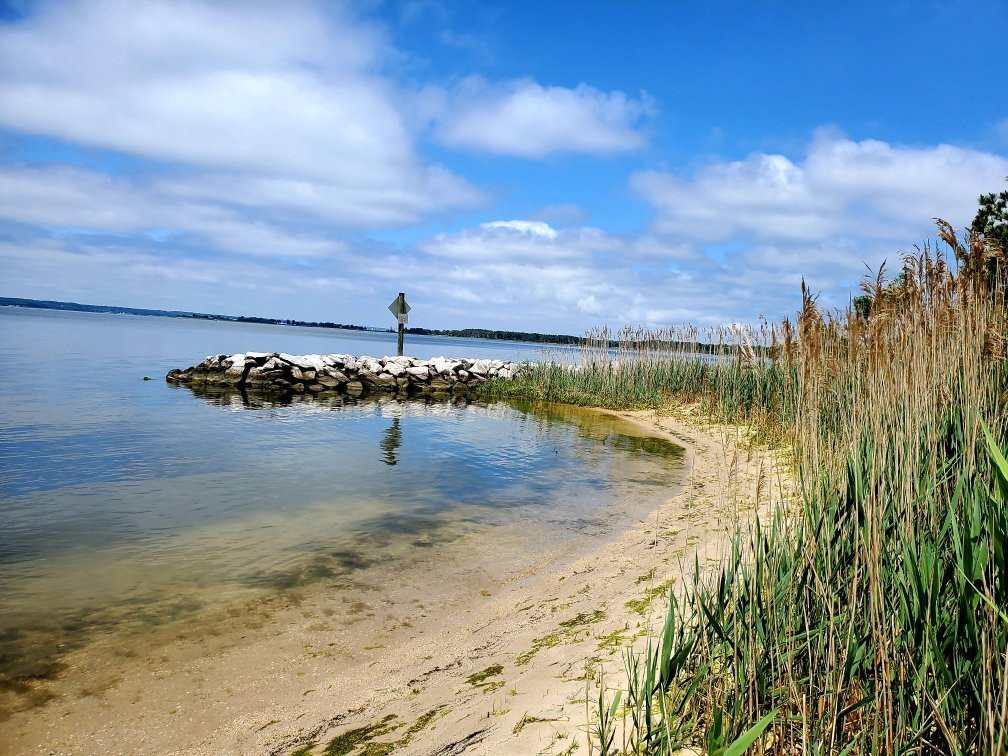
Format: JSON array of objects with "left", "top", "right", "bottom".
[{"left": 388, "top": 292, "right": 410, "bottom": 357}]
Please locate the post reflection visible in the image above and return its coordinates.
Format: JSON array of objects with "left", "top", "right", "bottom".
[{"left": 380, "top": 417, "right": 402, "bottom": 466}]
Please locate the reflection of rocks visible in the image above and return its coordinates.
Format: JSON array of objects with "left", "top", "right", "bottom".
[
  {"left": 167, "top": 352, "right": 521, "bottom": 398},
  {"left": 175, "top": 381, "right": 490, "bottom": 412}
]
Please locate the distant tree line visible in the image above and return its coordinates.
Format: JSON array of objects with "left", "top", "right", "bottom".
[
  {"left": 229, "top": 315, "right": 369, "bottom": 330},
  {"left": 404, "top": 327, "right": 581, "bottom": 345}
]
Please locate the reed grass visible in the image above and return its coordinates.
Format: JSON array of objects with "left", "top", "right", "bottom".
[
  {"left": 483, "top": 224, "right": 1008, "bottom": 753},
  {"left": 485, "top": 322, "right": 799, "bottom": 448}
]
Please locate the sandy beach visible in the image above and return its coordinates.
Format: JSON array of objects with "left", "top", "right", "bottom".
[{"left": 1, "top": 406, "right": 790, "bottom": 755}]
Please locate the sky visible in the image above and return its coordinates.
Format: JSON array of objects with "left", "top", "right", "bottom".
[{"left": 1, "top": 0, "right": 1007, "bottom": 333}]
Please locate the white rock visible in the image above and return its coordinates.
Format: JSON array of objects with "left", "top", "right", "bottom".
[
  {"left": 406, "top": 366, "right": 430, "bottom": 380},
  {"left": 302, "top": 354, "right": 328, "bottom": 371},
  {"left": 385, "top": 362, "right": 407, "bottom": 378},
  {"left": 431, "top": 357, "right": 461, "bottom": 376}
]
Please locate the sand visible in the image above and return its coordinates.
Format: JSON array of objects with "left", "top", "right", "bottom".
[{"left": 0, "top": 406, "right": 790, "bottom": 755}]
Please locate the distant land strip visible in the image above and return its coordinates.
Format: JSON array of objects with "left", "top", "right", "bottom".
[{"left": 0, "top": 296, "right": 583, "bottom": 346}]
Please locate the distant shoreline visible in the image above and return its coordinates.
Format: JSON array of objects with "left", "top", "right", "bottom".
[{"left": 0, "top": 296, "right": 582, "bottom": 346}]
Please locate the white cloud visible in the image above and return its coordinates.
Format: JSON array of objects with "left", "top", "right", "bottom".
[
  {"left": 479, "top": 220, "right": 558, "bottom": 238},
  {"left": 632, "top": 132, "right": 1008, "bottom": 244},
  {"left": 435, "top": 78, "right": 653, "bottom": 157},
  {"left": 0, "top": 165, "right": 347, "bottom": 258},
  {"left": 0, "top": 0, "right": 480, "bottom": 228}
]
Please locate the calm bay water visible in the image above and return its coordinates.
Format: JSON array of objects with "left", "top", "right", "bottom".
[{"left": 0, "top": 306, "right": 682, "bottom": 687}]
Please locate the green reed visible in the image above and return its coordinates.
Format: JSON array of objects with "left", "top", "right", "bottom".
[
  {"left": 487, "top": 226, "right": 1008, "bottom": 753},
  {"left": 483, "top": 324, "right": 800, "bottom": 447}
]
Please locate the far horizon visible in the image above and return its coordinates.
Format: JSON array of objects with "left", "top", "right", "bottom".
[{"left": 0, "top": 295, "right": 590, "bottom": 342}]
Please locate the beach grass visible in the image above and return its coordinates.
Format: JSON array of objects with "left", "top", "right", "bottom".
[{"left": 481, "top": 224, "right": 1008, "bottom": 753}]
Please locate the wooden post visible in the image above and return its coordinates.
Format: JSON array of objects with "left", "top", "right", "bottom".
[{"left": 396, "top": 292, "right": 405, "bottom": 357}]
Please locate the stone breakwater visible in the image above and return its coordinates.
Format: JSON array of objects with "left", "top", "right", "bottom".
[{"left": 166, "top": 352, "right": 521, "bottom": 396}]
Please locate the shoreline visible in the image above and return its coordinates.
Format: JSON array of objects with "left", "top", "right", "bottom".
[{"left": 1, "top": 405, "right": 788, "bottom": 755}]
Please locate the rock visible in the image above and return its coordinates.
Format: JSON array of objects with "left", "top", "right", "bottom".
[
  {"left": 361, "top": 357, "right": 382, "bottom": 374},
  {"left": 166, "top": 352, "right": 521, "bottom": 396},
  {"left": 321, "top": 368, "right": 348, "bottom": 383},
  {"left": 279, "top": 352, "right": 327, "bottom": 371},
  {"left": 222, "top": 353, "right": 245, "bottom": 369},
  {"left": 375, "top": 373, "right": 398, "bottom": 390},
  {"left": 430, "top": 376, "right": 452, "bottom": 391},
  {"left": 246, "top": 366, "right": 284, "bottom": 386},
  {"left": 215, "top": 353, "right": 248, "bottom": 384},
  {"left": 431, "top": 357, "right": 461, "bottom": 376},
  {"left": 406, "top": 366, "right": 430, "bottom": 381}
]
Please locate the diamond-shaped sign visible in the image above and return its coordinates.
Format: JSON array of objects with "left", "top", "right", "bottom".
[{"left": 388, "top": 297, "right": 411, "bottom": 317}]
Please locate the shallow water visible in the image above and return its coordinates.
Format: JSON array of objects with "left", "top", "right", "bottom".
[{"left": 0, "top": 307, "right": 682, "bottom": 699}]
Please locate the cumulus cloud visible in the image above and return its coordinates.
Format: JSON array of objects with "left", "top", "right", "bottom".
[
  {"left": 435, "top": 78, "right": 653, "bottom": 157},
  {"left": 632, "top": 132, "right": 1008, "bottom": 243},
  {"left": 0, "top": 0, "right": 480, "bottom": 227},
  {"left": 623, "top": 133, "right": 1008, "bottom": 319}
]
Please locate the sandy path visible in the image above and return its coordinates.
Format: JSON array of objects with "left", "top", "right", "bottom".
[{"left": 1, "top": 407, "right": 790, "bottom": 755}]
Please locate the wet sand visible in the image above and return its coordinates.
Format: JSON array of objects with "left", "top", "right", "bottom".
[{"left": 0, "top": 406, "right": 790, "bottom": 755}]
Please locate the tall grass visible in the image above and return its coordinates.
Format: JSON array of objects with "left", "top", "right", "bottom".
[
  {"left": 487, "top": 322, "right": 800, "bottom": 448},
  {"left": 486, "top": 224, "right": 1008, "bottom": 753}
]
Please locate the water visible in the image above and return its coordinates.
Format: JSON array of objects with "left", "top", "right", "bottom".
[{"left": 0, "top": 306, "right": 683, "bottom": 692}]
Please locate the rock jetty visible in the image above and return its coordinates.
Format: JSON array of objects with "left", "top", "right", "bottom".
[{"left": 166, "top": 352, "right": 521, "bottom": 397}]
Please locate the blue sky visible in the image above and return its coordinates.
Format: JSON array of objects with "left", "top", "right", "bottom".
[{"left": 1, "top": 0, "right": 1006, "bottom": 332}]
